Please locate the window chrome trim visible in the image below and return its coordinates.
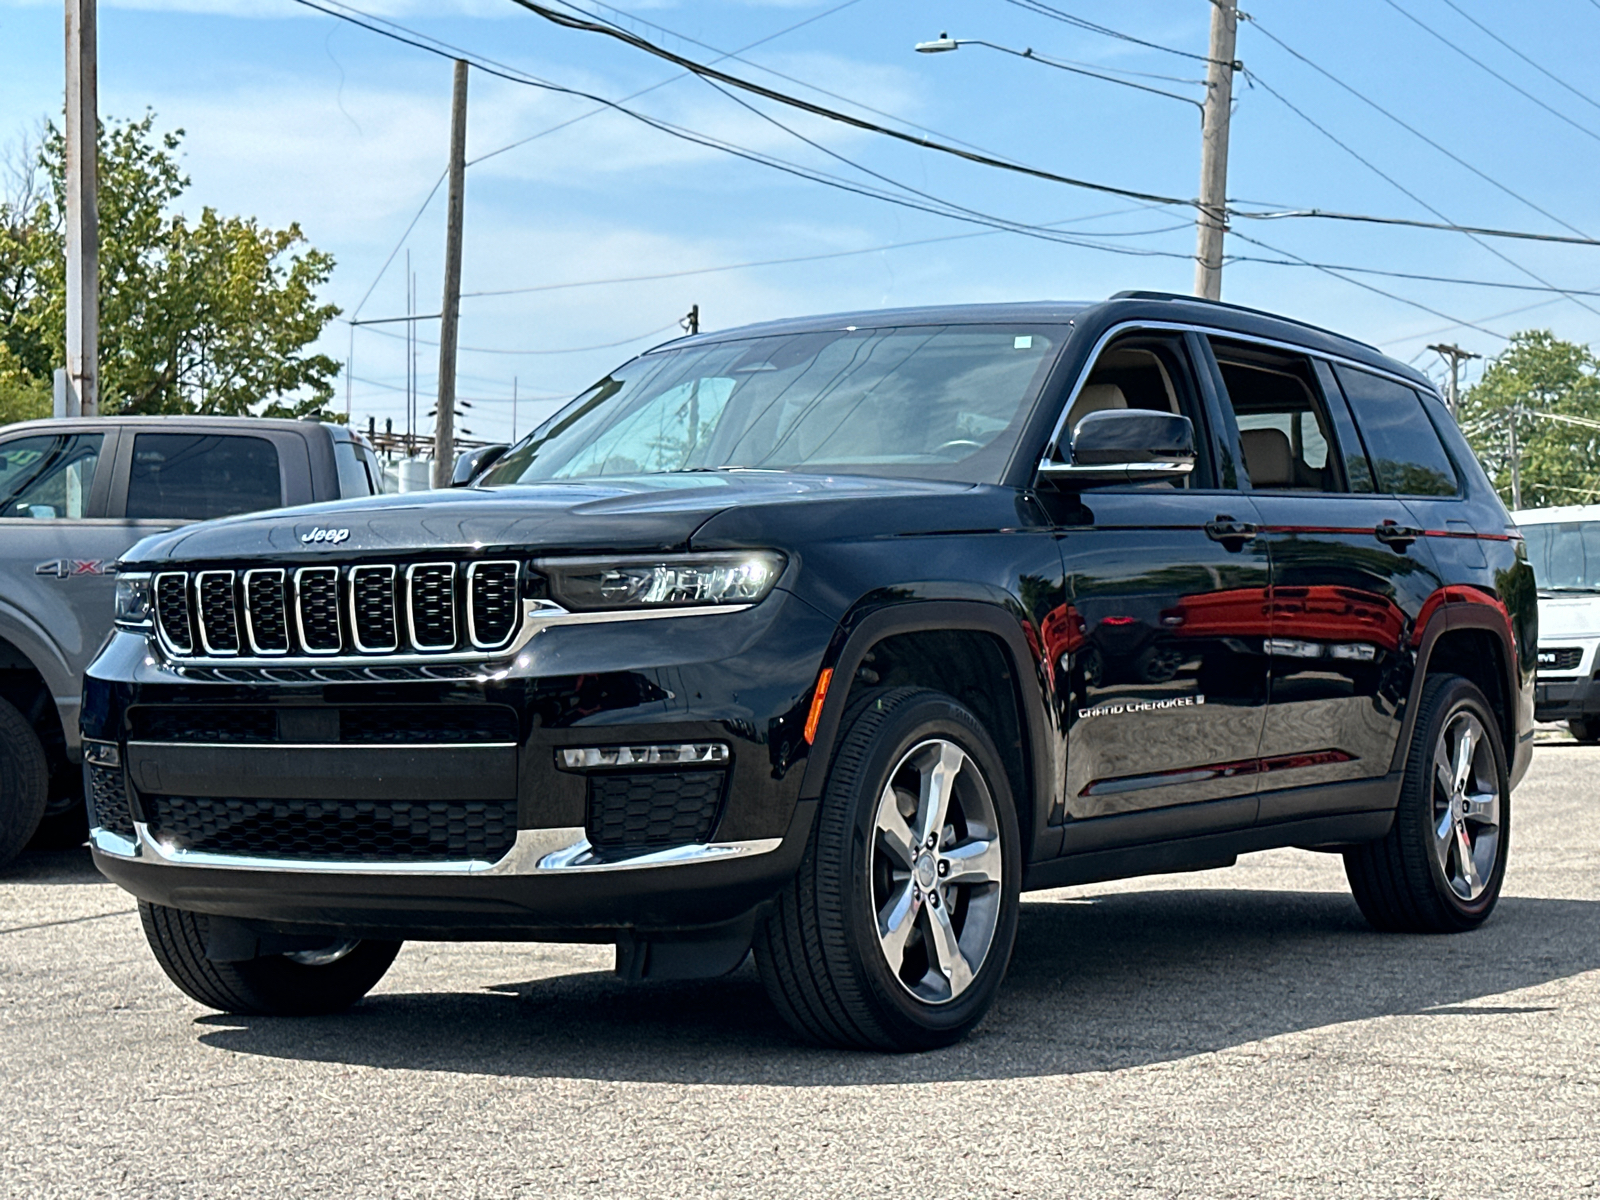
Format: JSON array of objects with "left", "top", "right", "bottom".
[
  {"left": 241, "top": 568, "right": 289, "bottom": 657},
  {"left": 405, "top": 561, "right": 458, "bottom": 651},
  {"left": 90, "top": 822, "right": 782, "bottom": 876},
  {"left": 193, "top": 570, "right": 239, "bottom": 657},
  {"left": 465, "top": 559, "right": 521, "bottom": 651},
  {"left": 293, "top": 566, "right": 343, "bottom": 656},
  {"left": 348, "top": 564, "right": 400, "bottom": 653},
  {"left": 152, "top": 570, "right": 193, "bottom": 656},
  {"left": 1041, "top": 318, "right": 1444, "bottom": 469}
]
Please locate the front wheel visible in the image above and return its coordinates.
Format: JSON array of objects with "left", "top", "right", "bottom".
[
  {"left": 1569, "top": 717, "right": 1600, "bottom": 744},
  {"left": 140, "top": 902, "right": 401, "bottom": 1015},
  {"left": 754, "top": 687, "right": 1021, "bottom": 1051},
  {"left": 0, "top": 696, "right": 49, "bottom": 869},
  {"left": 1344, "top": 674, "right": 1509, "bottom": 933}
]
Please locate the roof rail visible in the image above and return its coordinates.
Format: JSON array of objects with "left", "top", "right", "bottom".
[{"left": 1107, "top": 289, "right": 1384, "bottom": 355}]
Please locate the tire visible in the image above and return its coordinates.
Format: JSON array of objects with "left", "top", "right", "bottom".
[
  {"left": 139, "top": 902, "right": 402, "bottom": 1015},
  {"left": 1568, "top": 717, "right": 1600, "bottom": 744},
  {"left": 1344, "top": 674, "right": 1510, "bottom": 933},
  {"left": 0, "top": 696, "right": 50, "bottom": 869},
  {"left": 754, "top": 687, "right": 1022, "bottom": 1051}
]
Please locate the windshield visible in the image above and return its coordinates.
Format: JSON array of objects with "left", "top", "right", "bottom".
[
  {"left": 1523, "top": 520, "right": 1600, "bottom": 592},
  {"left": 479, "top": 324, "right": 1064, "bottom": 486}
]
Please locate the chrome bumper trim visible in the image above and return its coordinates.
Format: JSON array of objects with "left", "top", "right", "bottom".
[{"left": 90, "top": 823, "right": 782, "bottom": 877}]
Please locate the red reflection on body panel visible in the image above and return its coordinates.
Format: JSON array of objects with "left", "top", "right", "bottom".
[
  {"left": 1269, "top": 585, "right": 1405, "bottom": 652},
  {"left": 1411, "top": 585, "right": 1514, "bottom": 648},
  {"left": 1041, "top": 604, "right": 1085, "bottom": 663},
  {"left": 1161, "top": 587, "right": 1272, "bottom": 639}
]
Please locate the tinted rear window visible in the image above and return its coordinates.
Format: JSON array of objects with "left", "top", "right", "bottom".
[
  {"left": 127, "top": 433, "right": 283, "bottom": 520},
  {"left": 1333, "top": 366, "right": 1460, "bottom": 497}
]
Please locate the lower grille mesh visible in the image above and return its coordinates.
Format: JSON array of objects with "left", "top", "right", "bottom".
[
  {"left": 85, "top": 762, "right": 136, "bottom": 839},
  {"left": 586, "top": 771, "right": 726, "bottom": 851},
  {"left": 143, "top": 795, "right": 518, "bottom": 863},
  {"left": 1541, "top": 647, "right": 1583, "bottom": 672}
]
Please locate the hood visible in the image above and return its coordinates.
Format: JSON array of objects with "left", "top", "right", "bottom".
[
  {"left": 121, "top": 471, "right": 983, "bottom": 565},
  {"left": 1537, "top": 593, "right": 1600, "bottom": 639}
]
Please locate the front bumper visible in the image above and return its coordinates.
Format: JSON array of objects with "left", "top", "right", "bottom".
[
  {"left": 90, "top": 800, "right": 815, "bottom": 939},
  {"left": 1534, "top": 673, "right": 1600, "bottom": 722}
]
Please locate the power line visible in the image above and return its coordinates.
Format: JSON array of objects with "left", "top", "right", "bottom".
[
  {"left": 1435, "top": 0, "right": 1600, "bottom": 117},
  {"left": 1377, "top": 0, "right": 1600, "bottom": 146},
  {"left": 349, "top": 169, "right": 445, "bottom": 321},
  {"left": 358, "top": 319, "right": 682, "bottom": 355},
  {"left": 1228, "top": 253, "right": 1600, "bottom": 296},
  {"left": 997, "top": 0, "right": 1228, "bottom": 66},
  {"left": 941, "top": 40, "right": 1203, "bottom": 110}
]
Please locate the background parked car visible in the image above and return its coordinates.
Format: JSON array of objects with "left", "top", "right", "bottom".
[
  {"left": 1512, "top": 504, "right": 1600, "bottom": 741},
  {"left": 0, "top": 416, "right": 389, "bottom": 864}
]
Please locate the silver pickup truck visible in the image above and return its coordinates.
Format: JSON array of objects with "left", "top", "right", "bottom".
[{"left": 0, "top": 416, "right": 388, "bottom": 864}]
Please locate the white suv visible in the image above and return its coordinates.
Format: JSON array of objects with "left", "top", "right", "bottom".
[{"left": 1514, "top": 504, "right": 1600, "bottom": 741}]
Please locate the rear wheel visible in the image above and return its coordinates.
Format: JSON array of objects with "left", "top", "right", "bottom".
[
  {"left": 0, "top": 696, "right": 49, "bottom": 869},
  {"left": 1344, "top": 674, "right": 1509, "bottom": 933},
  {"left": 1568, "top": 717, "right": 1600, "bottom": 744},
  {"left": 754, "top": 687, "right": 1021, "bottom": 1051},
  {"left": 139, "top": 902, "right": 401, "bottom": 1015}
]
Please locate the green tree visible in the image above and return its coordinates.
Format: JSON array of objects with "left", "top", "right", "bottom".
[
  {"left": 0, "top": 112, "right": 341, "bottom": 420},
  {"left": 1460, "top": 331, "right": 1600, "bottom": 509}
]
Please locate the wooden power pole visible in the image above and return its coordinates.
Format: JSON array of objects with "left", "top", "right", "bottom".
[
  {"left": 64, "top": 0, "right": 99, "bottom": 417},
  {"left": 1427, "top": 342, "right": 1481, "bottom": 418},
  {"left": 432, "top": 59, "right": 469, "bottom": 488},
  {"left": 1193, "top": 0, "right": 1238, "bottom": 302}
]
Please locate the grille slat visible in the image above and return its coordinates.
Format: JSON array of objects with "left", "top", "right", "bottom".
[
  {"left": 154, "top": 572, "right": 194, "bottom": 654},
  {"left": 195, "top": 571, "right": 240, "bottom": 655},
  {"left": 407, "top": 563, "right": 458, "bottom": 651},
  {"left": 295, "top": 567, "right": 343, "bottom": 654},
  {"left": 243, "top": 569, "right": 289, "bottom": 655},
  {"left": 586, "top": 770, "right": 726, "bottom": 852},
  {"left": 468, "top": 561, "right": 520, "bottom": 649},
  {"left": 143, "top": 795, "right": 517, "bottom": 863},
  {"left": 350, "top": 565, "right": 399, "bottom": 652},
  {"left": 129, "top": 704, "right": 516, "bottom": 745},
  {"left": 1539, "top": 647, "right": 1584, "bottom": 673}
]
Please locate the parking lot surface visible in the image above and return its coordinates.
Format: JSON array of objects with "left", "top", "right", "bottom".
[{"left": 3, "top": 737, "right": 1598, "bottom": 1198}]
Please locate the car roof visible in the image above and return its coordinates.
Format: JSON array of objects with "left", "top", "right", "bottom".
[
  {"left": 1, "top": 416, "right": 334, "bottom": 437},
  {"left": 645, "top": 293, "right": 1432, "bottom": 389},
  {"left": 1511, "top": 504, "right": 1600, "bottom": 524}
]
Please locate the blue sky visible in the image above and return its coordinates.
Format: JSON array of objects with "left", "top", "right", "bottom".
[{"left": 5, "top": 0, "right": 1600, "bottom": 443}]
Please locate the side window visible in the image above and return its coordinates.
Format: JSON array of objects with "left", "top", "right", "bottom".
[
  {"left": 1333, "top": 366, "right": 1460, "bottom": 497},
  {"left": 1063, "top": 333, "right": 1213, "bottom": 488},
  {"left": 126, "top": 433, "right": 283, "bottom": 520},
  {"left": 332, "top": 438, "right": 376, "bottom": 498},
  {"left": 0, "top": 433, "right": 103, "bottom": 519},
  {"left": 1209, "top": 339, "right": 1344, "bottom": 492}
]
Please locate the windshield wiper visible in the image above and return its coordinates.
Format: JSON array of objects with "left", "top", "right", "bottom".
[{"left": 1539, "top": 585, "right": 1600, "bottom": 594}]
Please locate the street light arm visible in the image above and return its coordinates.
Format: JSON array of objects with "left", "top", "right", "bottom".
[{"left": 914, "top": 34, "right": 1203, "bottom": 110}]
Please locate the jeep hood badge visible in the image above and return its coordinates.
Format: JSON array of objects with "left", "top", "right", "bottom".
[{"left": 300, "top": 527, "right": 350, "bottom": 545}]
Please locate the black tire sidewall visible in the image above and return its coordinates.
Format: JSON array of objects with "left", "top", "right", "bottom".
[
  {"left": 1409, "top": 678, "right": 1511, "bottom": 925},
  {"left": 0, "top": 696, "right": 49, "bottom": 868},
  {"left": 826, "top": 692, "right": 1022, "bottom": 1044}
]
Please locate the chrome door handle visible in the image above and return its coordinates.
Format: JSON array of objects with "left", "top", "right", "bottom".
[
  {"left": 1374, "top": 522, "right": 1422, "bottom": 549},
  {"left": 1205, "top": 517, "right": 1258, "bottom": 547}
]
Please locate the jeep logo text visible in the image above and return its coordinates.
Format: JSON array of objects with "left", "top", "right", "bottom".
[{"left": 300, "top": 528, "right": 350, "bottom": 545}]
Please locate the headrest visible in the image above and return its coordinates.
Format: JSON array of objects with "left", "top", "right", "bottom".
[
  {"left": 1240, "top": 427, "right": 1294, "bottom": 489},
  {"left": 1067, "top": 383, "right": 1128, "bottom": 440}
]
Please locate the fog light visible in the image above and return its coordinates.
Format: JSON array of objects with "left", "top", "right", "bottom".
[{"left": 557, "top": 743, "right": 730, "bottom": 770}]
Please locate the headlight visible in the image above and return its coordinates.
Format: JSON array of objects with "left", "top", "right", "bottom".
[
  {"left": 114, "top": 572, "right": 153, "bottom": 629},
  {"left": 536, "top": 552, "right": 784, "bottom": 612}
]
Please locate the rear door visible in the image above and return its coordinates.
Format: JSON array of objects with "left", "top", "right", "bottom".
[
  {"left": 1202, "top": 339, "right": 1446, "bottom": 815},
  {"left": 1040, "top": 328, "right": 1271, "bottom": 839}
]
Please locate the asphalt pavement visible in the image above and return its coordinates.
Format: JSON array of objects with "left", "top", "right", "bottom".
[{"left": 3, "top": 735, "right": 1597, "bottom": 1198}]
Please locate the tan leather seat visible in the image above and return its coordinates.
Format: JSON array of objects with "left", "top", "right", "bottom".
[
  {"left": 1065, "top": 383, "right": 1128, "bottom": 440},
  {"left": 1240, "top": 427, "right": 1295, "bottom": 489}
]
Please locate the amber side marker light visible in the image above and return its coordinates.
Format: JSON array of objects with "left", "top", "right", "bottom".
[{"left": 803, "top": 668, "right": 834, "bottom": 744}]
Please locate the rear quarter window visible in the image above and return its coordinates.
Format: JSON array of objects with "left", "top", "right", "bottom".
[
  {"left": 1333, "top": 365, "right": 1460, "bottom": 497},
  {"left": 126, "top": 433, "right": 283, "bottom": 520}
]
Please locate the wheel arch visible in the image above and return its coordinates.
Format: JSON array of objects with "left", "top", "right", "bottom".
[
  {"left": 799, "top": 601, "right": 1055, "bottom": 864},
  {"left": 1396, "top": 593, "right": 1522, "bottom": 777},
  {"left": 0, "top": 617, "right": 73, "bottom": 761}
]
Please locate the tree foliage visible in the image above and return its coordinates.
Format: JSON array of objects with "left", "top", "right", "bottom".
[
  {"left": 0, "top": 112, "right": 341, "bottom": 421},
  {"left": 1459, "top": 331, "right": 1600, "bottom": 509}
]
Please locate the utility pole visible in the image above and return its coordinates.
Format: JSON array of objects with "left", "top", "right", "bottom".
[
  {"left": 1193, "top": 0, "right": 1238, "bottom": 301},
  {"left": 682, "top": 303, "right": 700, "bottom": 336},
  {"left": 511, "top": 376, "right": 518, "bottom": 442},
  {"left": 64, "top": 0, "right": 99, "bottom": 416},
  {"left": 433, "top": 59, "right": 469, "bottom": 488},
  {"left": 1428, "top": 342, "right": 1480, "bottom": 418}
]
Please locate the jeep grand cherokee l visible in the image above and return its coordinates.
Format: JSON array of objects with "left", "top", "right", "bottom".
[{"left": 83, "top": 292, "right": 1535, "bottom": 1051}]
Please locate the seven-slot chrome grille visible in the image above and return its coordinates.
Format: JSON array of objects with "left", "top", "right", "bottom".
[{"left": 152, "top": 559, "right": 522, "bottom": 661}]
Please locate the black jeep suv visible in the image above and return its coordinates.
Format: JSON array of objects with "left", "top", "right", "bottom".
[{"left": 84, "top": 292, "right": 1535, "bottom": 1050}]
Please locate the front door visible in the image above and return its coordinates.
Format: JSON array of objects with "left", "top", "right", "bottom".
[
  {"left": 1204, "top": 340, "right": 1447, "bottom": 815},
  {"left": 1041, "top": 330, "right": 1272, "bottom": 835}
]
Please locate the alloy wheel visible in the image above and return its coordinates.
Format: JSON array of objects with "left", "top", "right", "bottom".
[
  {"left": 869, "top": 738, "right": 1004, "bottom": 1004},
  {"left": 1432, "top": 709, "right": 1502, "bottom": 903}
]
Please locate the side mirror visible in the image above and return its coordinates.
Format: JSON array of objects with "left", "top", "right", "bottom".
[
  {"left": 1038, "top": 409, "right": 1196, "bottom": 489},
  {"left": 451, "top": 443, "right": 509, "bottom": 487}
]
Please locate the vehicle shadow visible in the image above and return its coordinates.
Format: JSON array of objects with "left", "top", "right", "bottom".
[
  {"left": 1, "top": 845, "right": 108, "bottom": 886},
  {"left": 194, "top": 889, "right": 1600, "bottom": 1084}
]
